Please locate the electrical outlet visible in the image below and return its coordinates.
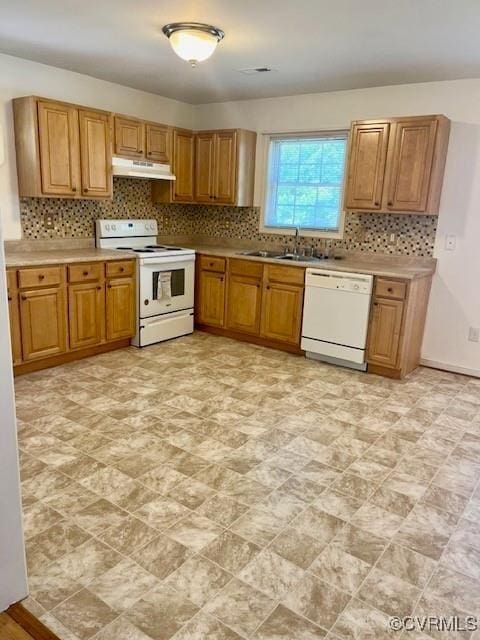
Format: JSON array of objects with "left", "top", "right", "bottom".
[
  {"left": 468, "top": 327, "right": 480, "bottom": 342},
  {"left": 44, "top": 214, "right": 54, "bottom": 229},
  {"left": 445, "top": 235, "right": 456, "bottom": 251},
  {"left": 388, "top": 233, "right": 397, "bottom": 245}
]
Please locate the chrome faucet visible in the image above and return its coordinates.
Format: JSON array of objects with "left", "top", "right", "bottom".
[{"left": 293, "top": 226, "right": 301, "bottom": 255}]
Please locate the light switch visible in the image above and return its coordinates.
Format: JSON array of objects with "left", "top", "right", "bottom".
[{"left": 445, "top": 235, "right": 456, "bottom": 251}]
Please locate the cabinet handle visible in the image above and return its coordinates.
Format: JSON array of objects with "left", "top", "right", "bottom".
[
  {"left": 38, "top": 274, "right": 45, "bottom": 280},
  {"left": 83, "top": 270, "right": 89, "bottom": 276},
  {"left": 21, "top": 295, "right": 27, "bottom": 301},
  {"left": 209, "top": 262, "right": 214, "bottom": 267},
  {"left": 107, "top": 284, "right": 112, "bottom": 289},
  {"left": 7, "top": 296, "right": 12, "bottom": 301},
  {"left": 373, "top": 302, "right": 378, "bottom": 306},
  {"left": 374, "top": 201, "right": 379, "bottom": 206},
  {"left": 72, "top": 187, "right": 77, "bottom": 193},
  {"left": 97, "top": 286, "right": 102, "bottom": 290},
  {"left": 387, "top": 201, "right": 393, "bottom": 206},
  {"left": 220, "top": 277, "right": 224, "bottom": 282},
  {"left": 119, "top": 267, "right": 125, "bottom": 272},
  {"left": 84, "top": 188, "right": 89, "bottom": 193},
  {"left": 387, "top": 287, "right": 393, "bottom": 293},
  {"left": 266, "top": 285, "right": 270, "bottom": 290}
]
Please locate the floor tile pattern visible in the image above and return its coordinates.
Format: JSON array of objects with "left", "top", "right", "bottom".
[{"left": 15, "top": 332, "right": 480, "bottom": 639}]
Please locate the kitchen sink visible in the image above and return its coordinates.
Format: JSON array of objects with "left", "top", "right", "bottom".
[{"left": 238, "top": 250, "right": 283, "bottom": 258}]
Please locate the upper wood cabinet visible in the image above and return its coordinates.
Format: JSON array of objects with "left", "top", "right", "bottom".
[
  {"left": 153, "top": 128, "right": 256, "bottom": 207},
  {"left": 171, "top": 128, "right": 195, "bottom": 202},
  {"left": 13, "top": 96, "right": 112, "bottom": 199},
  {"left": 37, "top": 99, "right": 81, "bottom": 197},
  {"left": 146, "top": 122, "right": 170, "bottom": 163},
  {"left": 79, "top": 109, "right": 112, "bottom": 198},
  {"left": 114, "top": 116, "right": 145, "bottom": 158},
  {"left": 345, "top": 122, "right": 390, "bottom": 211},
  {"left": 195, "top": 132, "right": 216, "bottom": 203},
  {"left": 344, "top": 115, "right": 450, "bottom": 214}
]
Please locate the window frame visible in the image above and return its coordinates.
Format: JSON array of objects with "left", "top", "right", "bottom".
[{"left": 260, "top": 129, "right": 349, "bottom": 239}]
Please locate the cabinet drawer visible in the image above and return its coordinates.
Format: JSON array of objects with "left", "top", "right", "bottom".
[
  {"left": 106, "top": 260, "right": 135, "bottom": 278},
  {"left": 264, "top": 264, "right": 305, "bottom": 286},
  {"left": 18, "top": 266, "right": 63, "bottom": 288},
  {"left": 199, "top": 255, "right": 226, "bottom": 273},
  {"left": 375, "top": 278, "right": 407, "bottom": 300},
  {"left": 7, "top": 270, "right": 18, "bottom": 292},
  {"left": 229, "top": 258, "right": 264, "bottom": 278},
  {"left": 68, "top": 262, "right": 103, "bottom": 283}
]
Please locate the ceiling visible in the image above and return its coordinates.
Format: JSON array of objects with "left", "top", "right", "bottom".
[{"left": 1, "top": 0, "right": 480, "bottom": 104}]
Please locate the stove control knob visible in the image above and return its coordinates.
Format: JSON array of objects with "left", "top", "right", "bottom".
[
  {"left": 352, "top": 283, "right": 360, "bottom": 291},
  {"left": 150, "top": 223, "right": 155, "bottom": 231},
  {"left": 111, "top": 224, "right": 116, "bottom": 231},
  {"left": 105, "top": 224, "right": 110, "bottom": 231}
]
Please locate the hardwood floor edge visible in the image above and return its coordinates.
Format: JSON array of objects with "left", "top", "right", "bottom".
[{"left": 6, "top": 603, "right": 60, "bottom": 640}]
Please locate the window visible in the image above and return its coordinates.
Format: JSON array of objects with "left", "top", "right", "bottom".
[{"left": 263, "top": 131, "right": 348, "bottom": 236}]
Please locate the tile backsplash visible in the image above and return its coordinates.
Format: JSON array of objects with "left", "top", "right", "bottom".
[{"left": 20, "top": 177, "right": 437, "bottom": 256}]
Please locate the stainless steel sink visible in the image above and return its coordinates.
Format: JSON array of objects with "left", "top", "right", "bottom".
[{"left": 238, "top": 250, "right": 283, "bottom": 258}]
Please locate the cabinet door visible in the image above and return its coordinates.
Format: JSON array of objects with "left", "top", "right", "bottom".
[
  {"left": 7, "top": 294, "right": 22, "bottom": 365},
  {"left": 19, "top": 287, "right": 67, "bottom": 361},
  {"left": 146, "top": 123, "right": 170, "bottom": 163},
  {"left": 79, "top": 109, "right": 112, "bottom": 198},
  {"left": 226, "top": 274, "right": 262, "bottom": 335},
  {"left": 172, "top": 129, "right": 195, "bottom": 202},
  {"left": 214, "top": 130, "right": 237, "bottom": 204},
  {"left": 345, "top": 122, "right": 390, "bottom": 210},
  {"left": 106, "top": 277, "right": 135, "bottom": 341},
  {"left": 37, "top": 100, "right": 80, "bottom": 196},
  {"left": 114, "top": 116, "right": 145, "bottom": 158},
  {"left": 195, "top": 132, "right": 216, "bottom": 203},
  {"left": 197, "top": 270, "right": 225, "bottom": 327},
  {"left": 367, "top": 298, "right": 404, "bottom": 368},
  {"left": 384, "top": 118, "right": 438, "bottom": 212},
  {"left": 69, "top": 281, "right": 105, "bottom": 349},
  {"left": 260, "top": 283, "right": 303, "bottom": 344}
]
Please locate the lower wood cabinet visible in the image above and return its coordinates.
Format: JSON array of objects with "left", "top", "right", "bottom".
[
  {"left": 367, "top": 297, "right": 404, "bottom": 368},
  {"left": 69, "top": 281, "right": 105, "bottom": 349},
  {"left": 260, "top": 282, "right": 304, "bottom": 344},
  {"left": 20, "top": 286, "right": 67, "bottom": 361},
  {"left": 7, "top": 271, "right": 24, "bottom": 366},
  {"left": 226, "top": 273, "right": 262, "bottom": 335},
  {"left": 106, "top": 276, "right": 136, "bottom": 340},
  {"left": 197, "top": 269, "right": 226, "bottom": 327},
  {"left": 7, "top": 259, "right": 136, "bottom": 374},
  {"left": 196, "top": 255, "right": 305, "bottom": 351}
]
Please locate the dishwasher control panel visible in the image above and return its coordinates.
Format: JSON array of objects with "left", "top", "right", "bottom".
[{"left": 305, "top": 269, "right": 374, "bottom": 294}]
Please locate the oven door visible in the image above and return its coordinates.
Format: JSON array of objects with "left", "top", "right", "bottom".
[{"left": 139, "top": 255, "right": 195, "bottom": 319}]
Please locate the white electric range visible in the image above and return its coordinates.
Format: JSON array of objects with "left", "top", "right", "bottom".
[{"left": 96, "top": 219, "right": 195, "bottom": 347}]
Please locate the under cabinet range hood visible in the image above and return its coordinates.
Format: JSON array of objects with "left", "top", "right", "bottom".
[{"left": 112, "top": 156, "right": 176, "bottom": 180}]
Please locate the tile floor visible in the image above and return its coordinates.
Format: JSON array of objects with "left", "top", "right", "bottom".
[{"left": 15, "top": 331, "right": 480, "bottom": 640}]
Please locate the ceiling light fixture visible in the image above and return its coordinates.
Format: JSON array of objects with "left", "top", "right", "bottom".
[{"left": 162, "top": 22, "right": 225, "bottom": 67}]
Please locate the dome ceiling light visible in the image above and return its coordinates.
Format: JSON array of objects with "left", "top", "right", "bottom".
[{"left": 162, "top": 22, "right": 225, "bottom": 67}]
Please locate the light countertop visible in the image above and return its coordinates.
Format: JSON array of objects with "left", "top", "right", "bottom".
[
  {"left": 190, "top": 244, "right": 436, "bottom": 280},
  {"left": 5, "top": 248, "right": 132, "bottom": 268}
]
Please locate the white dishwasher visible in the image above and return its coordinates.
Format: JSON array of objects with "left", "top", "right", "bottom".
[{"left": 301, "top": 268, "right": 374, "bottom": 371}]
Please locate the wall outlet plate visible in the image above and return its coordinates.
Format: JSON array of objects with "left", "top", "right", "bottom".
[
  {"left": 445, "top": 235, "right": 456, "bottom": 251},
  {"left": 43, "top": 214, "right": 54, "bottom": 229}
]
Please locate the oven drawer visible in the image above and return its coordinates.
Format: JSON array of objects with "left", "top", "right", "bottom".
[
  {"left": 139, "top": 310, "right": 194, "bottom": 347},
  {"left": 106, "top": 260, "right": 135, "bottom": 278}
]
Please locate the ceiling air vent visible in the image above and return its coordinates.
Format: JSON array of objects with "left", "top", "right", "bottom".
[{"left": 238, "top": 67, "right": 274, "bottom": 75}]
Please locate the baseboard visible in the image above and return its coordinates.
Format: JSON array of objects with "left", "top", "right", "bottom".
[
  {"left": 420, "top": 358, "right": 480, "bottom": 379},
  {"left": 196, "top": 324, "right": 304, "bottom": 355},
  {"left": 6, "top": 603, "right": 60, "bottom": 640},
  {"left": 13, "top": 339, "right": 131, "bottom": 376}
]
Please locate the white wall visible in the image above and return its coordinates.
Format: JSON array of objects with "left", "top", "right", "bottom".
[
  {"left": 0, "top": 212, "right": 28, "bottom": 611},
  {"left": 194, "top": 80, "right": 480, "bottom": 376},
  {"left": 0, "top": 53, "right": 195, "bottom": 240}
]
